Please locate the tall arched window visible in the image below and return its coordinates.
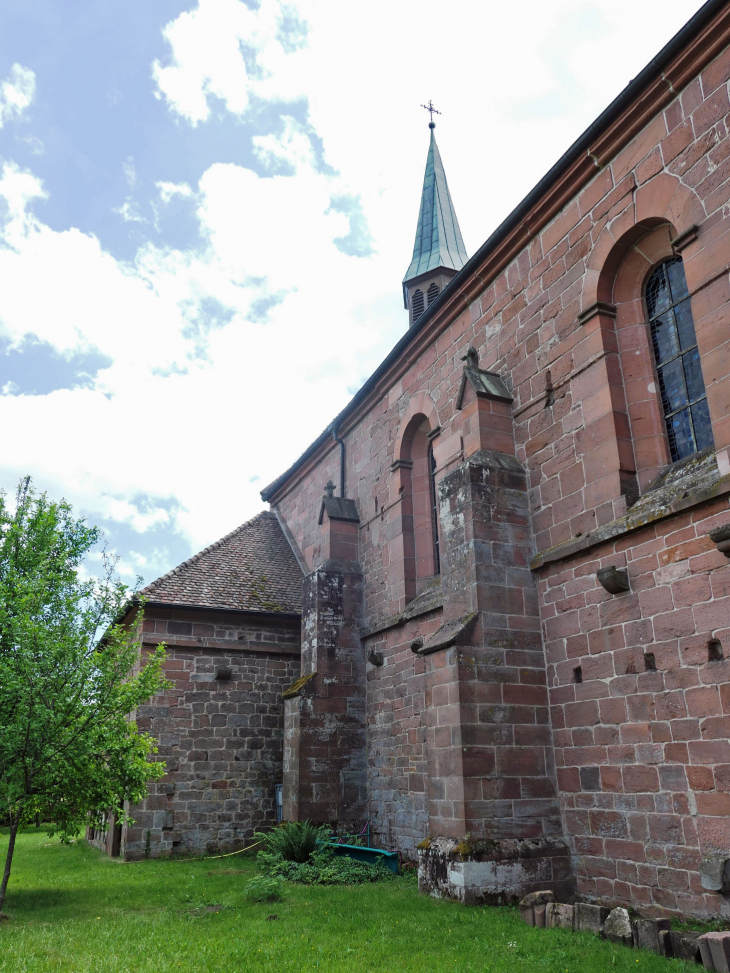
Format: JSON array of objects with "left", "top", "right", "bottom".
[
  {"left": 428, "top": 442, "right": 440, "bottom": 574},
  {"left": 427, "top": 282, "right": 440, "bottom": 306},
  {"left": 398, "top": 416, "right": 440, "bottom": 598},
  {"left": 645, "top": 257, "right": 713, "bottom": 462}
]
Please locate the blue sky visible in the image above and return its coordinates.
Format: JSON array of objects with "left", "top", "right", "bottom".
[{"left": 0, "top": 0, "right": 707, "bottom": 586}]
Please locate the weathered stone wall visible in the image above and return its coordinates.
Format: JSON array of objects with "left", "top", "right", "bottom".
[
  {"left": 539, "top": 485, "right": 730, "bottom": 918},
  {"left": 282, "top": 556, "right": 368, "bottom": 826},
  {"left": 268, "top": 21, "right": 730, "bottom": 915},
  {"left": 121, "top": 607, "right": 299, "bottom": 859}
]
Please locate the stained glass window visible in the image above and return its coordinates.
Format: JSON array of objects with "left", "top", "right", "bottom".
[{"left": 645, "top": 257, "right": 713, "bottom": 462}]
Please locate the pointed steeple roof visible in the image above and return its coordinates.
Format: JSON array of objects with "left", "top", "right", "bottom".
[{"left": 403, "top": 126, "right": 468, "bottom": 302}]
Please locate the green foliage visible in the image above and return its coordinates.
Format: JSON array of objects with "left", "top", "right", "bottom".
[
  {"left": 0, "top": 478, "right": 170, "bottom": 911},
  {"left": 242, "top": 874, "right": 285, "bottom": 903},
  {"left": 0, "top": 831, "right": 686, "bottom": 973},
  {"left": 257, "top": 843, "right": 393, "bottom": 885},
  {"left": 254, "top": 820, "right": 328, "bottom": 863}
]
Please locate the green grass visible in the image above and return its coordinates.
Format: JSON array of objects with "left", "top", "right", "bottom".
[{"left": 0, "top": 830, "right": 696, "bottom": 973}]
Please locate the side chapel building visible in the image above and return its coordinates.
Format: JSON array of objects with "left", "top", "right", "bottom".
[{"left": 98, "top": 0, "right": 730, "bottom": 920}]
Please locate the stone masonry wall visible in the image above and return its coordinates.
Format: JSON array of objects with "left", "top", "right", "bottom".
[
  {"left": 122, "top": 607, "right": 299, "bottom": 859},
  {"left": 269, "top": 24, "right": 730, "bottom": 915},
  {"left": 540, "top": 493, "right": 730, "bottom": 918}
]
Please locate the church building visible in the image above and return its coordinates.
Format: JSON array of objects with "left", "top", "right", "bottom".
[{"left": 99, "top": 0, "right": 730, "bottom": 921}]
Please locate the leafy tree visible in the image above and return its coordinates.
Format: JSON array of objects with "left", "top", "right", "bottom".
[{"left": 0, "top": 478, "right": 168, "bottom": 915}]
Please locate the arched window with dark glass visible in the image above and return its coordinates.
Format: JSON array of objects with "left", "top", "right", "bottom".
[
  {"left": 645, "top": 257, "right": 713, "bottom": 462},
  {"left": 428, "top": 442, "right": 440, "bottom": 575}
]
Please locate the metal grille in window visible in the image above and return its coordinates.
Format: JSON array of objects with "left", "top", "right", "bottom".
[
  {"left": 411, "top": 288, "right": 424, "bottom": 320},
  {"left": 429, "top": 443, "right": 440, "bottom": 575},
  {"left": 645, "top": 257, "right": 713, "bottom": 462},
  {"left": 427, "top": 282, "right": 439, "bottom": 305}
]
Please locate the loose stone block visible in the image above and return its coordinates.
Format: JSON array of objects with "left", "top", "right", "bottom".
[
  {"left": 551, "top": 904, "right": 574, "bottom": 930},
  {"left": 545, "top": 903, "right": 558, "bottom": 929},
  {"left": 659, "top": 929, "right": 672, "bottom": 958},
  {"left": 519, "top": 904, "right": 535, "bottom": 926},
  {"left": 519, "top": 890, "right": 555, "bottom": 927},
  {"left": 698, "top": 934, "right": 716, "bottom": 970},
  {"left": 534, "top": 904, "right": 547, "bottom": 928},
  {"left": 520, "top": 890, "right": 556, "bottom": 908},
  {"left": 575, "top": 903, "right": 610, "bottom": 935},
  {"left": 708, "top": 932, "right": 730, "bottom": 973},
  {"left": 669, "top": 931, "right": 701, "bottom": 963},
  {"left": 634, "top": 918, "right": 671, "bottom": 954},
  {"left": 601, "top": 908, "right": 633, "bottom": 946}
]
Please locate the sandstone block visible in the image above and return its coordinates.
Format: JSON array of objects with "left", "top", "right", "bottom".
[
  {"left": 601, "top": 907, "right": 633, "bottom": 946},
  {"left": 520, "top": 890, "right": 556, "bottom": 908},
  {"left": 534, "top": 904, "right": 547, "bottom": 928},
  {"left": 575, "top": 903, "right": 610, "bottom": 934},
  {"left": 519, "top": 904, "right": 535, "bottom": 926},
  {"left": 708, "top": 932, "right": 730, "bottom": 973},
  {"left": 547, "top": 903, "right": 574, "bottom": 930},
  {"left": 669, "top": 930, "right": 701, "bottom": 963},
  {"left": 698, "top": 934, "right": 715, "bottom": 970},
  {"left": 633, "top": 918, "right": 671, "bottom": 954}
]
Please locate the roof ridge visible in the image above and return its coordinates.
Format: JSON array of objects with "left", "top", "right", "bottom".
[{"left": 141, "top": 510, "right": 274, "bottom": 594}]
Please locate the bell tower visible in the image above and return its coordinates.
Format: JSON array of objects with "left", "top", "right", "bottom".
[{"left": 403, "top": 105, "right": 469, "bottom": 327}]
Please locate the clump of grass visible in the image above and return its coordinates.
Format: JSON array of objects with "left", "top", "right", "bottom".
[{"left": 242, "top": 875, "right": 285, "bottom": 903}]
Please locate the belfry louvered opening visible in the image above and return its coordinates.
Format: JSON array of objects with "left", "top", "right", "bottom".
[
  {"left": 427, "top": 282, "right": 440, "bottom": 305},
  {"left": 411, "top": 288, "right": 425, "bottom": 320}
]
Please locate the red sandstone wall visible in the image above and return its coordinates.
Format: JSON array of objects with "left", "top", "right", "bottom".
[
  {"left": 123, "top": 607, "right": 300, "bottom": 859},
  {"left": 542, "top": 496, "right": 730, "bottom": 916},
  {"left": 271, "top": 34, "right": 730, "bottom": 913}
]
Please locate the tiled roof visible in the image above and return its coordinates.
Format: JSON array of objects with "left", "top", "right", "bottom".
[{"left": 140, "top": 511, "right": 303, "bottom": 614}]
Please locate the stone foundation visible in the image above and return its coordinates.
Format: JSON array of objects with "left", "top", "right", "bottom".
[{"left": 417, "top": 836, "right": 572, "bottom": 905}]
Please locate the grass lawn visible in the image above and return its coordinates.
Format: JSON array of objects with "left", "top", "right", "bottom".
[{"left": 0, "top": 830, "right": 697, "bottom": 973}]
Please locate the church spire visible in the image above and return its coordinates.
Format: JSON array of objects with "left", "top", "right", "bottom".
[{"left": 402, "top": 111, "right": 468, "bottom": 325}]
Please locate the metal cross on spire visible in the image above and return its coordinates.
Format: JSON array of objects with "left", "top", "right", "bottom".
[{"left": 421, "top": 100, "right": 441, "bottom": 129}]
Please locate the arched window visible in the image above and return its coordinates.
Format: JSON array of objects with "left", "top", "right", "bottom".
[
  {"left": 428, "top": 442, "right": 440, "bottom": 574},
  {"left": 397, "top": 416, "right": 440, "bottom": 598},
  {"left": 645, "top": 257, "right": 713, "bottom": 462},
  {"left": 411, "top": 289, "right": 424, "bottom": 320},
  {"left": 427, "top": 282, "right": 439, "bottom": 306}
]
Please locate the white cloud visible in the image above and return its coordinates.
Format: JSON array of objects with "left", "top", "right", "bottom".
[
  {"left": 0, "top": 0, "right": 709, "bottom": 584},
  {"left": 0, "top": 64, "right": 36, "bottom": 128},
  {"left": 0, "top": 138, "right": 392, "bottom": 564},
  {"left": 156, "top": 181, "right": 194, "bottom": 204},
  {"left": 152, "top": 0, "right": 301, "bottom": 124}
]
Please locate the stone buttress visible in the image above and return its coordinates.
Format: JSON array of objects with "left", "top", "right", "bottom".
[
  {"left": 282, "top": 490, "right": 368, "bottom": 826},
  {"left": 417, "top": 352, "right": 571, "bottom": 903}
]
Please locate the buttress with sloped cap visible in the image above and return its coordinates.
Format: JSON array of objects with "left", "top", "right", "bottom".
[{"left": 402, "top": 127, "right": 469, "bottom": 306}]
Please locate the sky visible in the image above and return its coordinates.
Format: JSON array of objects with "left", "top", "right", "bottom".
[{"left": 0, "top": 0, "right": 708, "bottom": 587}]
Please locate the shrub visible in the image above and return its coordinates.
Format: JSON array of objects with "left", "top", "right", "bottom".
[
  {"left": 242, "top": 875, "right": 285, "bottom": 903},
  {"left": 254, "top": 821, "right": 328, "bottom": 863},
  {"left": 258, "top": 844, "right": 393, "bottom": 886}
]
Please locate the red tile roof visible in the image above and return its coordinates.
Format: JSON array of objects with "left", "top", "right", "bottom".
[{"left": 140, "top": 511, "right": 302, "bottom": 613}]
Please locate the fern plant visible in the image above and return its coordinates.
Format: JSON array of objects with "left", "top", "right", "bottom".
[{"left": 254, "top": 821, "right": 328, "bottom": 863}]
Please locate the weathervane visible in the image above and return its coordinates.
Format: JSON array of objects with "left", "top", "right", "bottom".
[{"left": 421, "top": 100, "right": 441, "bottom": 129}]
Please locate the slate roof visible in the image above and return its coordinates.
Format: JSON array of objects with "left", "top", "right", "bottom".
[
  {"left": 402, "top": 128, "right": 469, "bottom": 290},
  {"left": 140, "top": 511, "right": 303, "bottom": 614}
]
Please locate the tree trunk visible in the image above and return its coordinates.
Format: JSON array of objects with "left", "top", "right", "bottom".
[{"left": 0, "top": 818, "right": 19, "bottom": 915}]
